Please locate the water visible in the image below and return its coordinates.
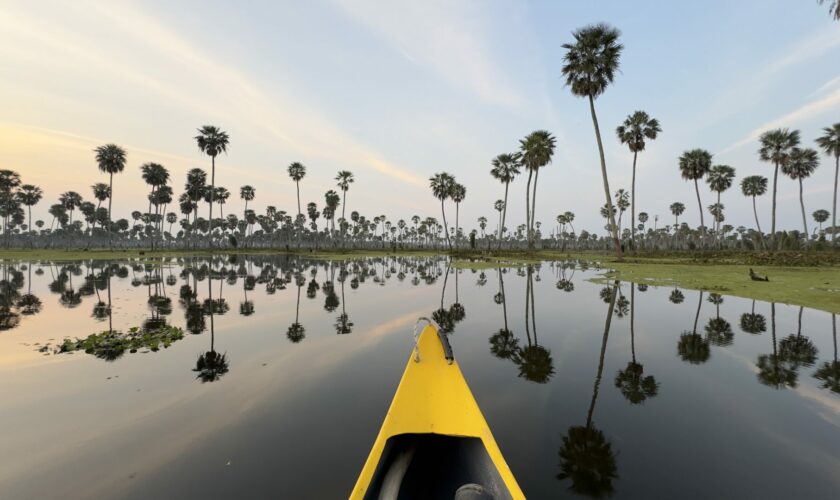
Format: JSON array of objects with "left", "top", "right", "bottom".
[{"left": 0, "top": 256, "right": 838, "bottom": 499}]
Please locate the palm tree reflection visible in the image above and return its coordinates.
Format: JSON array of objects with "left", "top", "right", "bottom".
[
  {"left": 757, "top": 303, "right": 797, "bottom": 389},
  {"left": 558, "top": 280, "right": 619, "bottom": 497},
  {"left": 704, "top": 293, "right": 733, "bottom": 347},
  {"left": 287, "top": 272, "right": 306, "bottom": 343},
  {"left": 518, "top": 264, "right": 554, "bottom": 383},
  {"left": 739, "top": 300, "right": 767, "bottom": 335},
  {"left": 489, "top": 269, "right": 519, "bottom": 360},
  {"left": 615, "top": 284, "right": 658, "bottom": 404},
  {"left": 677, "top": 291, "right": 710, "bottom": 364},
  {"left": 778, "top": 306, "right": 818, "bottom": 369},
  {"left": 814, "top": 314, "right": 840, "bottom": 393}
]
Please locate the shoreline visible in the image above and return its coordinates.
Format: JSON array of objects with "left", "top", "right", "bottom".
[{"left": 1, "top": 248, "right": 838, "bottom": 314}]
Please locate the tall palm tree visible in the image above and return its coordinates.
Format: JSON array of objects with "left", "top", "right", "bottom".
[
  {"left": 429, "top": 173, "right": 455, "bottom": 250},
  {"left": 16, "top": 184, "right": 42, "bottom": 237},
  {"left": 616, "top": 110, "right": 661, "bottom": 244},
  {"left": 335, "top": 170, "right": 354, "bottom": 220},
  {"left": 490, "top": 153, "right": 520, "bottom": 249},
  {"left": 519, "top": 131, "right": 556, "bottom": 249},
  {"left": 678, "top": 149, "right": 713, "bottom": 232},
  {"left": 94, "top": 144, "right": 127, "bottom": 246},
  {"left": 741, "top": 175, "right": 768, "bottom": 245},
  {"left": 759, "top": 128, "right": 800, "bottom": 247},
  {"left": 58, "top": 191, "right": 82, "bottom": 225},
  {"left": 815, "top": 123, "right": 840, "bottom": 242},
  {"left": 195, "top": 125, "right": 230, "bottom": 241},
  {"left": 782, "top": 147, "right": 819, "bottom": 235},
  {"left": 562, "top": 23, "right": 623, "bottom": 258},
  {"left": 451, "top": 183, "right": 466, "bottom": 247},
  {"left": 706, "top": 164, "right": 736, "bottom": 239},
  {"left": 287, "top": 162, "right": 307, "bottom": 216},
  {"left": 669, "top": 202, "right": 685, "bottom": 226}
]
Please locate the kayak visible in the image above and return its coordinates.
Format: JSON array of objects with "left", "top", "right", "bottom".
[{"left": 350, "top": 319, "right": 524, "bottom": 499}]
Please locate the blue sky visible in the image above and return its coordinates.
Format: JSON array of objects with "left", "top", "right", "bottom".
[{"left": 2, "top": 0, "right": 839, "bottom": 234}]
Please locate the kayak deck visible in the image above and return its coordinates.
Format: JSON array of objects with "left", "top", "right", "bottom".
[{"left": 351, "top": 322, "right": 524, "bottom": 499}]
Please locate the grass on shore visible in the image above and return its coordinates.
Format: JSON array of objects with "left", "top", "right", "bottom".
[{"left": 2, "top": 247, "right": 838, "bottom": 314}]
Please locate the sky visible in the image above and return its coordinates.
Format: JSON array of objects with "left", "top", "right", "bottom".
[{"left": 2, "top": 0, "right": 839, "bottom": 235}]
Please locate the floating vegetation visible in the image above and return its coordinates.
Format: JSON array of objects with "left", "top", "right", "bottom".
[{"left": 54, "top": 325, "right": 185, "bottom": 361}]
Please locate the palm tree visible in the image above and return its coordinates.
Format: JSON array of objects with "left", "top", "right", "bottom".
[
  {"left": 616, "top": 111, "right": 661, "bottom": 244},
  {"left": 815, "top": 123, "right": 840, "bottom": 242},
  {"left": 813, "top": 209, "right": 830, "bottom": 234},
  {"left": 759, "top": 128, "right": 800, "bottom": 247},
  {"left": 16, "top": 184, "right": 42, "bottom": 236},
  {"left": 678, "top": 149, "right": 713, "bottom": 232},
  {"left": 94, "top": 144, "right": 126, "bottom": 246},
  {"left": 740, "top": 175, "right": 768, "bottom": 246},
  {"left": 91, "top": 183, "right": 110, "bottom": 232},
  {"left": 706, "top": 164, "right": 736, "bottom": 238},
  {"left": 140, "top": 162, "right": 170, "bottom": 216},
  {"left": 429, "top": 173, "right": 455, "bottom": 250},
  {"left": 195, "top": 125, "right": 230, "bottom": 241},
  {"left": 212, "top": 187, "right": 230, "bottom": 219},
  {"left": 451, "top": 183, "right": 466, "bottom": 247},
  {"left": 335, "top": 170, "right": 354, "bottom": 221},
  {"left": 562, "top": 23, "right": 623, "bottom": 258},
  {"left": 669, "top": 202, "right": 685, "bottom": 226},
  {"left": 519, "top": 131, "right": 556, "bottom": 249},
  {"left": 490, "top": 153, "right": 520, "bottom": 249},
  {"left": 782, "top": 147, "right": 819, "bottom": 235},
  {"left": 185, "top": 169, "right": 207, "bottom": 224},
  {"left": 287, "top": 162, "right": 307, "bottom": 216},
  {"left": 240, "top": 185, "right": 255, "bottom": 225}
]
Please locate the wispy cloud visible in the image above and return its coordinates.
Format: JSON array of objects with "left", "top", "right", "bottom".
[
  {"left": 0, "top": 1, "right": 426, "bottom": 188},
  {"left": 761, "top": 26, "right": 840, "bottom": 76},
  {"left": 333, "top": 0, "right": 524, "bottom": 109},
  {"left": 718, "top": 86, "right": 840, "bottom": 155}
]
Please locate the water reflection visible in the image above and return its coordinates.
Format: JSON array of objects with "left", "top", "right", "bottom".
[
  {"left": 615, "top": 284, "right": 659, "bottom": 405},
  {"left": 2, "top": 255, "right": 839, "bottom": 498},
  {"left": 558, "top": 280, "right": 619, "bottom": 497},
  {"left": 488, "top": 265, "right": 555, "bottom": 383}
]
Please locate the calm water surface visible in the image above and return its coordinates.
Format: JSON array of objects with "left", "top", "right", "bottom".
[{"left": 0, "top": 256, "right": 838, "bottom": 499}]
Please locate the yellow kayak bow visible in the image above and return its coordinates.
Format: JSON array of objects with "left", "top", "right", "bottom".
[{"left": 351, "top": 320, "right": 524, "bottom": 499}]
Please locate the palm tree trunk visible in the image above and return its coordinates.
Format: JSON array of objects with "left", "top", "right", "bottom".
[
  {"left": 499, "top": 181, "right": 510, "bottom": 250},
  {"left": 524, "top": 168, "right": 533, "bottom": 249},
  {"left": 832, "top": 156, "right": 838, "bottom": 242},
  {"left": 771, "top": 302, "right": 777, "bottom": 356},
  {"left": 588, "top": 95, "right": 621, "bottom": 259},
  {"left": 588, "top": 280, "right": 618, "bottom": 428},
  {"left": 693, "top": 290, "right": 703, "bottom": 334},
  {"left": 108, "top": 173, "right": 114, "bottom": 248},
  {"left": 296, "top": 181, "right": 301, "bottom": 216},
  {"left": 694, "top": 178, "right": 704, "bottom": 235},
  {"left": 440, "top": 200, "right": 451, "bottom": 250},
  {"left": 530, "top": 169, "right": 539, "bottom": 249},
  {"left": 209, "top": 155, "right": 215, "bottom": 246},
  {"left": 342, "top": 190, "right": 347, "bottom": 221},
  {"left": 631, "top": 151, "right": 638, "bottom": 245},
  {"left": 630, "top": 283, "right": 636, "bottom": 363},
  {"left": 772, "top": 161, "right": 779, "bottom": 249},
  {"left": 455, "top": 202, "right": 460, "bottom": 250},
  {"left": 799, "top": 178, "right": 808, "bottom": 236},
  {"left": 752, "top": 195, "right": 765, "bottom": 250}
]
